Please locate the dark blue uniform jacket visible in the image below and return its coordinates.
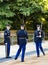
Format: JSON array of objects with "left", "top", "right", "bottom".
[
  {"left": 17, "top": 30, "right": 28, "bottom": 45},
  {"left": 34, "top": 30, "right": 44, "bottom": 43},
  {"left": 4, "top": 29, "right": 10, "bottom": 44}
]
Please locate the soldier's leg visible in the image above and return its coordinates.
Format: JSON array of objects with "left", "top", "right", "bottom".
[
  {"left": 21, "top": 45, "right": 26, "bottom": 62},
  {"left": 15, "top": 45, "right": 22, "bottom": 59},
  {"left": 36, "top": 43, "right": 40, "bottom": 57},
  {"left": 5, "top": 44, "right": 8, "bottom": 58},
  {"left": 39, "top": 42, "right": 45, "bottom": 55},
  {"left": 7, "top": 43, "right": 10, "bottom": 57}
]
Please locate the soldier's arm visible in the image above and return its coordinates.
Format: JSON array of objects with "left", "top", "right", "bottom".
[
  {"left": 26, "top": 31, "right": 28, "bottom": 39},
  {"left": 4, "top": 30, "right": 7, "bottom": 44},
  {"left": 4, "top": 30, "right": 7, "bottom": 37}
]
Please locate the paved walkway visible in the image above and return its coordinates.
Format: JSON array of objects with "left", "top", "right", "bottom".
[
  {"left": 0, "top": 41, "right": 48, "bottom": 65},
  {"left": 0, "top": 54, "right": 48, "bottom": 65}
]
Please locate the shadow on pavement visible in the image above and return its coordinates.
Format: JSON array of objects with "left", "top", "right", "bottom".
[{"left": 0, "top": 48, "right": 48, "bottom": 63}]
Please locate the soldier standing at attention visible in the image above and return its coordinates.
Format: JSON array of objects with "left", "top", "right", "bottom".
[
  {"left": 4, "top": 24, "right": 11, "bottom": 58},
  {"left": 15, "top": 24, "right": 28, "bottom": 62},
  {"left": 34, "top": 25, "right": 45, "bottom": 57}
]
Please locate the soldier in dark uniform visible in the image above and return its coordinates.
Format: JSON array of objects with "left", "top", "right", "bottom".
[
  {"left": 15, "top": 24, "right": 28, "bottom": 62},
  {"left": 34, "top": 25, "right": 45, "bottom": 57},
  {"left": 4, "top": 24, "right": 11, "bottom": 58}
]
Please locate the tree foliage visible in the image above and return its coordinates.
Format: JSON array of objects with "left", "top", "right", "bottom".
[{"left": 0, "top": 0, "right": 48, "bottom": 30}]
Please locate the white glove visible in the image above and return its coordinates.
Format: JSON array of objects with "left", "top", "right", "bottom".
[
  {"left": 36, "top": 36, "right": 39, "bottom": 37},
  {"left": 5, "top": 43, "right": 7, "bottom": 45},
  {"left": 39, "top": 35, "right": 41, "bottom": 38},
  {"left": 26, "top": 39, "right": 28, "bottom": 42}
]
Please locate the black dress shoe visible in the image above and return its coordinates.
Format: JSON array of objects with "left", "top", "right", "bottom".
[
  {"left": 21, "top": 60, "right": 24, "bottom": 62},
  {"left": 15, "top": 58, "right": 17, "bottom": 60},
  {"left": 6, "top": 57, "right": 8, "bottom": 58},
  {"left": 6, "top": 56, "right": 12, "bottom": 58},
  {"left": 8, "top": 57, "right": 12, "bottom": 58},
  {"left": 43, "top": 53, "right": 45, "bottom": 56},
  {"left": 21, "top": 61, "right": 24, "bottom": 62},
  {"left": 37, "top": 56, "right": 40, "bottom": 57}
]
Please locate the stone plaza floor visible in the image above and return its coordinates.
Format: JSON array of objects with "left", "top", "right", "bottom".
[{"left": 0, "top": 41, "right": 48, "bottom": 65}]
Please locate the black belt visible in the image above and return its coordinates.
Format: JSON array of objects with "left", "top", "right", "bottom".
[{"left": 19, "top": 37, "right": 26, "bottom": 39}]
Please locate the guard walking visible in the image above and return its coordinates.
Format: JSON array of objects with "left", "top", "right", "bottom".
[
  {"left": 34, "top": 25, "right": 45, "bottom": 57},
  {"left": 15, "top": 24, "right": 28, "bottom": 62}
]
